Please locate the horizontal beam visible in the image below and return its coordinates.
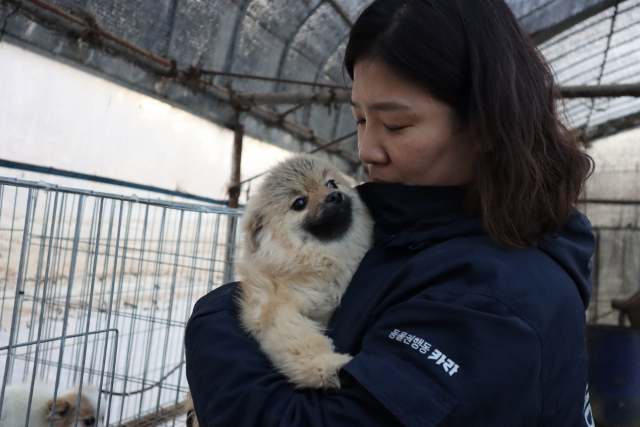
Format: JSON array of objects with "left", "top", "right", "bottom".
[
  {"left": 516, "top": 0, "right": 629, "bottom": 45},
  {"left": 561, "top": 84, "right": 640, "bottom": 98},
  {"left": 578, "top": 109, "right": 640, "bottom": 141},
  {"left": 235, "top": 90, "right": 350, "bottom": 105},
  {"left": 0, "top": 159, "right": 231, "bottom": 205},
  {"left": 233, "top": 84, "right": 640, "bottom": 106},
  {"left": 580, "top": 199, "right": 640, "bottom": 205}
]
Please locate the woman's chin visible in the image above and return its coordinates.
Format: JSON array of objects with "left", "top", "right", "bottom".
[{"left": 370, "top": 177, "right": 394, "bottom": 184}]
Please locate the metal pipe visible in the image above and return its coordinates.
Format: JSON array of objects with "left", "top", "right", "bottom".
[
  {"left": 308, "top": 130, "right": 357, "bottom": 154},
  {"left": 229, "top": 121, "right": 245, "bottom": 209},
  {"left": 23, "top": 0, "right": 174, "bottom": 68},
  {"left": 200, "top": 69, "right": 349, "bottom": 90},
  {"left": 236, "top": 90, "right": 350, "bottom": 105},
  {"left": 223, "top": 119, "right": 244, "bottom": 284},
  {"left": 561, "top": 84, "right": 640, "bottom": 98},
  {"left": 0, "top": 158, "right": 229, "bottom": 205},
  {"left": 230, "top": 83, "right": 640, "bottom": 108},
  {"left": 580, "top": 199, "right": 640, "bottom": 205},
  {"left": 0, "top": 188, "right": 33, "bottom": 416}
]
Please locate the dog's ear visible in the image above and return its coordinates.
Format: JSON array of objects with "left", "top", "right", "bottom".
[
  {"left": 186, "top": 409, "right": 200, "bottom": 427},
  {"left": 245, "top": 212, "right": 265, "bottom": 253},
  {"left": 46, "top": 398, "right": 71, "bottom": 423}
]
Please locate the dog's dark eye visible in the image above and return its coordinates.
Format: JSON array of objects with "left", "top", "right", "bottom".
[
  {"left": 84, "top": 418, "right": 96, "bottom": 426},
  {"left": 292, "top": 197, "right": 307, "bottom": 211},
  {"left": 326, "top": 180, "right": 338, "bottom": 189}
]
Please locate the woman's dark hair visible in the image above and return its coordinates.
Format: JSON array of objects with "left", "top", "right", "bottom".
[{"left": 344, "top": 0, "right": 594, "bottom": 248}]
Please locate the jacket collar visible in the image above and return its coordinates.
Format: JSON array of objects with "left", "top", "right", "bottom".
[{"left": 356, "top": 182, "right": 482, "bottom": 248}]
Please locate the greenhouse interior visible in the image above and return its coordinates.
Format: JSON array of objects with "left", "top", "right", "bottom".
[{"left": 1, "top": 0, "right": 640, "bottom": 426}]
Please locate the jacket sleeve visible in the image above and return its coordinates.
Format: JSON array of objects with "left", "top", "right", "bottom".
[
  {"left": 184, "top": 282, "right": 406, "bottom": 427},
  {"left": 185, "top": 281, "right": 542, "bottom": 427},
  {"left": 342, "top": 289, "right": 543, "bottom": 426}
]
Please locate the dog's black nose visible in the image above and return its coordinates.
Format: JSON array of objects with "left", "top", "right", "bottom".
[{"left": 325, "top": 191, "right": 344, "bottom": 204}]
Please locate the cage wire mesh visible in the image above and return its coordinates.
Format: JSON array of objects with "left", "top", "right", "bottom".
[{"left": 0, "top": 177, "right": 241, "bottom": 426}]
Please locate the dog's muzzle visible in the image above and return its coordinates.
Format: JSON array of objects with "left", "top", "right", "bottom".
[{"left": 303, "top": 191, "right": 353, "bottom": 242}]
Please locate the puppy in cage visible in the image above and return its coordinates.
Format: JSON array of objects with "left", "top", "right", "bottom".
[
  {"left": 0, "top": 382, "right": 106, "bottom": 427},
  {"left": 186, "top": 155, "right": 373, "bottom": 426}
]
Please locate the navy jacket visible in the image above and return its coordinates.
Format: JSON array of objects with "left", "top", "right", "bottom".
[{"left": 185, "top": 183, "right": 595, "bottom": 427}]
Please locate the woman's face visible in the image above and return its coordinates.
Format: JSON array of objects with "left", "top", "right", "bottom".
[{"left": 351, "top": 59, "right": 477, "bottom": 186}]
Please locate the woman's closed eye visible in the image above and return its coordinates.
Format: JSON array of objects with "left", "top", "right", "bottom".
[
  {"left": 384, "top": 124, "right": 409, "bottom": 132},
  {"left": 355, "top": 118, "right": 408, "bottom": 132}
]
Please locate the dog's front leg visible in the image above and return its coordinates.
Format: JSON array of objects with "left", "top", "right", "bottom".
[{"left": 260, "top": 303, "right": 352, "bottom": 390}]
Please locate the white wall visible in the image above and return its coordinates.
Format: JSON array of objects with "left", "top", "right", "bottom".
[{"left": 0, "top": 41, "right": 290, "bottom": 204}]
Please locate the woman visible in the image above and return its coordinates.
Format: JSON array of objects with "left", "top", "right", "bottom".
[{"left": 185, "top": 0, "right": 595, "bottom": 425}]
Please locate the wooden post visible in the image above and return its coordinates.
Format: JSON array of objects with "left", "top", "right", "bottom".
[{"left": 224, "top": 115, "right": 244, "bottom": 284}]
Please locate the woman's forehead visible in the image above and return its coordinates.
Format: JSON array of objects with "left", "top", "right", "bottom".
[{"left": 351, "top": 60, "right": 430, "bottom": 110}]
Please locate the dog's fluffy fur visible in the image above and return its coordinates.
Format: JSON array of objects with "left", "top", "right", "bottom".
[
  {"left": 185, "top": 155, "right": 373, "bottom": 426},
  {"left": 0, "top": 383, "right": 107, "bottom": 427},
  {"left": 236, "top": 155, "right": 373, "bottom": 389}
]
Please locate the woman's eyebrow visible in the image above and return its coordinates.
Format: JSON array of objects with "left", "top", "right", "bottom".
[{"left": 350, "top": 100, "right": 412, "bottom": 111}]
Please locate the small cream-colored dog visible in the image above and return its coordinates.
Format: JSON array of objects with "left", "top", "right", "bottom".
[
  {"left": 0, "top": 382, "right": 107, "bottom": 427},
  {"left": 186, "top": 155, "right": 373, "bottom": 426},
  {"left": 237, "top": 155, "right": 373, "bottom": 389}
]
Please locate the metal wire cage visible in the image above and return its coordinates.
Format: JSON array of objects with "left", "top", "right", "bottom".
[{"left": 0, "top": 176, "right": 241, "bottom": 427}]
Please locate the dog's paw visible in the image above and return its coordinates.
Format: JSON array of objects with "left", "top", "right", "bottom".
[{"left": 294, "top": 352, "right": 353, "bottom": 390}]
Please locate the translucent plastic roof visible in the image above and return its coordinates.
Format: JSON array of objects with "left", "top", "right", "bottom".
[
  {"left": 1, "top": 0, "right": 639, "bottom": 170},
  {"left": 539, "top": 0, "right": 640, "bottom": 139}
]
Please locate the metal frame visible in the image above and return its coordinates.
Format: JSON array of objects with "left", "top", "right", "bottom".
[{"left": 0, "top": 176, "right": 242, "bottom": 426}]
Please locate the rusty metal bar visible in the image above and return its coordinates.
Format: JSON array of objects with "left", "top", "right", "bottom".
[
  {"left": 228, "top": 129, "right": 359, "bottom": 193},
  {"left": 580, "top": 199, "right": 640, "bottom": 205},
  {"left": 229, "top": 120, "right": 245, "bottom": 209},
  {"left": 230, "top": 83, "right": 640, "bottom": 107},
  {"left": 200, "top": 69, "right": 349, "bottom": 90},
  {"left": 235, "top": 90, "right": 350, "bottom": 105},
  {"left": 23, "top": 0, "right": 174, "bottom": 68},
  {"left": 222, "top": 117, "right": 244, "bottom": 285},
  {"left": 308, "top": 130, "right": 357, "bottom": 154},
  {"left": 578, "top": 110, "right": 640, "bottom": 142},
  {"left": 233, "top": 83, "right": 640, "bottom": 106},
  {"left": 561, "top": 84, "right": 640, "bottom": 98}
]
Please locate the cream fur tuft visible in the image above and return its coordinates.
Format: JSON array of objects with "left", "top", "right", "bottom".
[{"left": 0, "top": 383, "right": 107, "bottom": 427}]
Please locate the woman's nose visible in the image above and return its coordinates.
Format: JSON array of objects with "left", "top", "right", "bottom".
[{"left": 358, "top": 127, "right": 389, "bottom": 165}]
